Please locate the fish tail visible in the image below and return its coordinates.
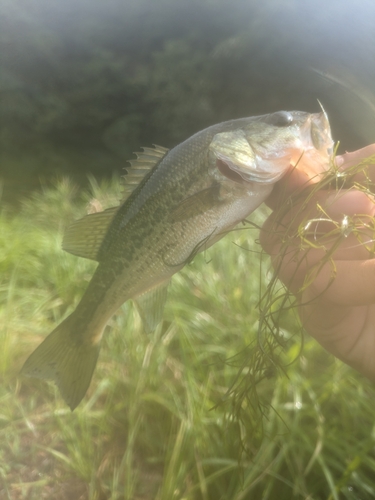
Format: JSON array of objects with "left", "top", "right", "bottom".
[{"left": 21, "top": 314, "right": 101, "bottom": 410}]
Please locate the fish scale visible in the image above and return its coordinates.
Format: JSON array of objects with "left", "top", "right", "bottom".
[{"left": 21, "top": 110, "right": 334, "bottom": 409}]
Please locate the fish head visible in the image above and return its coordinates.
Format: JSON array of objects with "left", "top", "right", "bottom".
[{"left": 209, "top": 110, "right": 334, "bottom": 185}]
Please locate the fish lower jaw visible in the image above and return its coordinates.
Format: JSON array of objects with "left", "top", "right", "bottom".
[{"left": 291, "top": 150, "right": 331, "bottom": 182}]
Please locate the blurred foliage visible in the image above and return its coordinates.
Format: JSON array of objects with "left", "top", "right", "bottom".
[
  {"left": 1, "top": 0, "right": 375, "bottom": 203},
  {"left": 1, "top": 179, "right": 375, "bottom": 499}
]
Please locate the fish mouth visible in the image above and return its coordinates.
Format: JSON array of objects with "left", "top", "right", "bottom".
[{"left": 290, "top": 111, "right": 334, "bottom": 178}]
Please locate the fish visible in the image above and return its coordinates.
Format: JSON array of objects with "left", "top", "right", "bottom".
[{"left": 21, "top": 110, "right": 334, "bottom": 410}]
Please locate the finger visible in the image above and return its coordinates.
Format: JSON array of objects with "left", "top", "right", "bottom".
[
  {"left": 309, "top": 258, "right": 375, "bottom": 306},
  {"left": 268, "top": 144, "right": 375, "bottom": 211},
  {"left": 322, "top": 189, "right": 375, "bottom": 218},
  {"left": 266, "top": 167, "right": 318, "bottom": 210},
  {"left": 264, "top": 229, "right": 373, "bottom": 295},
  {"left": 261, "top": 188, "right": 375, "bottom": 254},
  {"left": 261, "top": 190, "right": 375, "bottom": 294},
  {"left": 337, "top": 144, "right": 375, "bottom": 185},
  {"left": 336, "top": 144, "right": 375, "bottom": 170}
]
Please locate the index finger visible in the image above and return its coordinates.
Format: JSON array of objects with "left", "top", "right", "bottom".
[{"left": 336, "top": 144, "right": 375, "bottom": 170}]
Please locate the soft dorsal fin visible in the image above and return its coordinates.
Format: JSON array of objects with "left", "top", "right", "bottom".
[
  {"left": 133, "top": 280, "right": 170, "bottom": 333},
  {"left": 122, "top": 144, "right": 169, "bottom": 202},
  {"left": 62, "top": 206, "right": 119, "bottom": 261}
]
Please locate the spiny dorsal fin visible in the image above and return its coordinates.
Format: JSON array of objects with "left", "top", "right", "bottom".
[
  {"left": 122, "top": 144, "right": 169, "bottom": 202},
  {"left": 133, "top": 280, "right": 170, "bottom": 333},
  {"left": 62, "top": 206, "right": 119, "bottom": 261}
]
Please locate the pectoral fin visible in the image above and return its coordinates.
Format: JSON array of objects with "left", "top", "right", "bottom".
[
  {"left": 133, "top": 280, "right": 170, "bottom": 333},
  {"left": 62, "top": 206, "right": 118, "bottom": 261},
  {"left": 170, "top": 184, "right": 221, "bottom": 222}
]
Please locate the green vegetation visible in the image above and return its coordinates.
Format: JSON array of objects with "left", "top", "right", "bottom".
[{"left": 1, "top": 179, "right": 375, "bottom": 500}]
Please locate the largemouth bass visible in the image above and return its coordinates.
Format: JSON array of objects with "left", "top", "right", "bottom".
[{"left": 22, "top": 110, "right": 333, "bottom": 409}]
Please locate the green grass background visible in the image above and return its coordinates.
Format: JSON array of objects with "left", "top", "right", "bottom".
[{"left": 1, "top": 179, "right": 375, "bottom": 500}]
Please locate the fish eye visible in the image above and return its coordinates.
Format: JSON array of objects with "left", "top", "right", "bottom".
[{"left": 266, "top": 111, "right": 294, "bottom": 127}]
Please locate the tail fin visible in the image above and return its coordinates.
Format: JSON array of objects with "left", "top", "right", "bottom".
[{"left": 21, "top": 315, "right": 100, "bottom": 410}]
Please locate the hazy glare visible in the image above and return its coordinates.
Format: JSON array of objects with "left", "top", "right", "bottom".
[{"left": 1, "top": 0, "right": 375, "bottom": 200}]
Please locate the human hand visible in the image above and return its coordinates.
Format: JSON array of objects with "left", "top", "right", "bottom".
[{"left": 260, "top": 144, "right": 375, "bottom": 381}]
